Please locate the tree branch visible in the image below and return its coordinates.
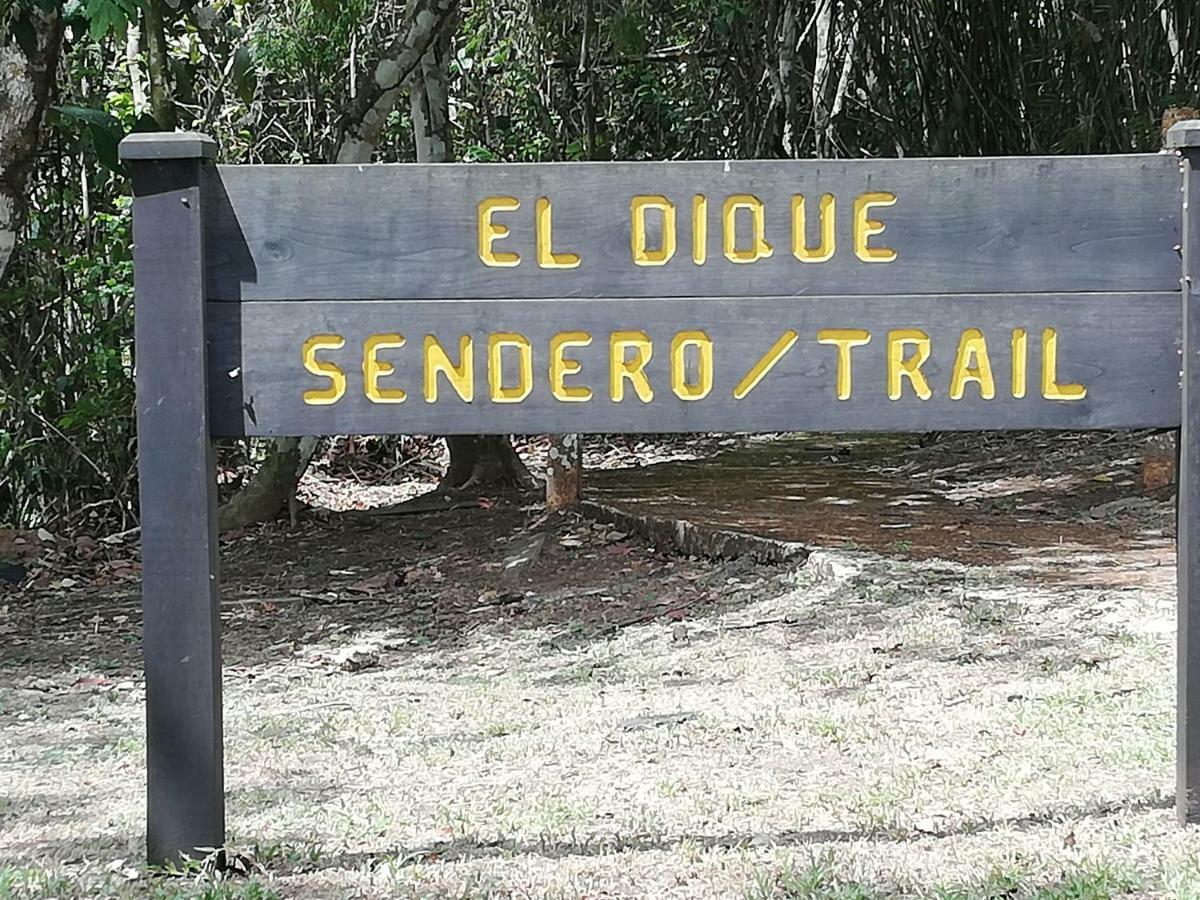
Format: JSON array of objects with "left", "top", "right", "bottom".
[{"left": 331, "top": 0, "right": 460, "bottom": 162}]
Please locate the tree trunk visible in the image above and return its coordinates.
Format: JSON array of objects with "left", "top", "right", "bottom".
[
  {"left": 545, "top": 434, "right": 582, "bottom": 511},
  {"left": 411, "top": 15, "right": 533, "bottom": 496},
  {"left": 216, "top": 0, "right": 495, "bottom": 529},
  {"left": 126, "top": 23, "right": 147, "bottom": 115},
  {"left": 218, "top": 436, "right": 317, "bottom": 531},
  {"left": 143, "top": 0, "right": 177, "bottom": 130},
  {"left": 0, "top": 10, "right": 64, "bottom": 282},
  {"left": 543, "top": 8, "right": 596, "bottom": 511},
  {"left": 441, "top": 435, "right": 535, "bottom": 493},
  {"left": 811, "top": 0, "right": 833, "bottom": 158}
]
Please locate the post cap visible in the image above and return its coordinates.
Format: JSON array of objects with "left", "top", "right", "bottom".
[
  {"left": 1166, "top": 120, "right": 1200, "bottom": 150},
  {"left": 119, "top": 132, "right": 218, "bottom": 161}
]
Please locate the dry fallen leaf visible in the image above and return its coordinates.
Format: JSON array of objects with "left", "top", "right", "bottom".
[
  {"left": 73, "top": 675, "right": 115, "bottom": 689},
  {"left": 346, "top": 571, "right": 399, "bottom": 595},
  {"left": 404, "top": 565, "right": 443, "bottom": 584}
]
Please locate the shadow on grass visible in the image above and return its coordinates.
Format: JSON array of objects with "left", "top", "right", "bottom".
[
  {"left": 275, "top": 792, "right": 1174, "bottom": 873},
  {"left": 2, "top": 505, "right": 795, "bottom": 678}
]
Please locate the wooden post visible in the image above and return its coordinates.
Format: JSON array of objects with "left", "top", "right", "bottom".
[
  {"left": 119, "top": 132, "right": 224, "bottom": 864},
  {"left": 1169, "top": 119, "right": 1200, "bottom": 824}
]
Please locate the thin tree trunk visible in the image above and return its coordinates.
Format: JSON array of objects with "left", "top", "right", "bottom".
[
  {"left": 143, "top": 0, "right": 176, "bottom": 130},
  {"left": 127, "top": 23, "right": 147, "bottom": 115},
  {"left": 544, "top": 1, "right": 595, "bottom": 511},
  {"left": 411, "top": 13, "right": 533, "bottom": 495},
  {"left": 0, "top": 10, "right": 64, "bottom": 283},
  {"left": 777, "top": 0, "right": 798, "bottom": 157},
  {"left": 811, "top": 0, "right": 833, "bottom": 158},
  {"left": 545, "top": 433, "right": 582, "bottom": 511},
  {"left": 218, "top": 436, "right": 317, "bottom": 531},
  {"left": 217, "top": 0, "right": 513, "bottom": 528},
  {"left": 333, "top": 0, "right": 460, "bottom": 162}
]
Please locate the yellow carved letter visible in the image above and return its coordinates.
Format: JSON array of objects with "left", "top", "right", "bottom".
[
  {"left": 949, "top": 328, "right": 996, "bottom": 400},
  {"left": 549, "top": 331, "right": 593, "bottom": 402},
  {"left": 817, "top": 329, "right": 871, "bottom": 400},
  {"left": 1011, "top": 328, "right": 1027, "bottom": 399},
  {"left": 478, "top": 196, "right": 521, "bottom": 267},
  {"left": 887, "top": 329, "right": 932, "bottom": 400},
  {"left": 536, "top": 197, "right": 580, "bottom": 269},
  {"left": 1041, "top": 328, "right": 1086, "bottom": 401},
  {"left": 734, "top": 330, "right": 799, "bottom": 400},
  {"left": 692, "top": 195, "right": 708, "bottom": 265},
  {"left": 722, "top": 194, "right": 773, "bottom": 264},
  {"left": 670, "top": 331, "right": 713, "bottom": 401},
  {"left": 302, "top": 334, "right": 346, "bottom": 405},
  {"left": 792, "top": 194, "right": 836, "bottom": 263},
  {"left": 610, "top": 331, "right": 654, "bottom": 402},
  {"left": 424, "top": 335, "right": 474, "bottom": 402},
  {"left": 488, "top": 332, "right": 532, "bottom": 403},
  {"left": 854, "top": 191, "right": 897, "bottom": 263},
  {"left": 631, "top": 195, "right": 676, "bottom": 266},
  {"left": 363, "top": 333, "right": 406, "bottom": 404}
]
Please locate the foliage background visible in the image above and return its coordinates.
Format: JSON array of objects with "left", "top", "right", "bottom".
[{"left": 2, "top": 0, "right": 1198, "bottom": 528}]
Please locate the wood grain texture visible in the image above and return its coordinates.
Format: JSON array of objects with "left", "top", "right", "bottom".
[
  {"left": 206, "top": 293, "right": 1181, "bottom": 436},
  {"left": 202, "top": 155, "right": 1181, "bottom": 301}
]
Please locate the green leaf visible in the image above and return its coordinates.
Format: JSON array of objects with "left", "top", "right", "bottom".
[
  {"left": 89, "top": 123, "right": 122, "bottom": 172},
  {"left": 82, "top": 0, "right": 140, "bottom": 41},
  {"left": 54, "top": 105, "right": 122, "bottom": 130},
  {"left": 53, "top": 106, "right": 126, "bottom": 172},
  {"left": 131, "top": 112, "right": 162, "bottom": 134},
  {"left": 232, "top": 45, "right": 258, "bottom": 104}
]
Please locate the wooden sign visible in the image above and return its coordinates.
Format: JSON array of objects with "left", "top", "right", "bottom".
[
  {"left": 202, "top": 156, "right": 1179, "bottom": 300},
  {"left": 206, "top": 295, "right": 1182, "bottom": 437},
  {"left": 119, "top": 127, "right": 1200, "bottom": 867}
]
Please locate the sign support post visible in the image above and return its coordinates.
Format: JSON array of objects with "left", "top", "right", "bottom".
[
  {"left": 1169, "top": 120, "right": 1200, "bottom": 824},
  {"left": 120, "top": 133, "right": 226, "bottom": 864}
]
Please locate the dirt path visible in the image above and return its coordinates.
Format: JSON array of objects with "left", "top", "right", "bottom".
[
  {"left": 0, "top": 432, "right": 1194, "bottom": 898},
  {"left": 589, "top": 431, "right": 1174, "bottom": 566}
]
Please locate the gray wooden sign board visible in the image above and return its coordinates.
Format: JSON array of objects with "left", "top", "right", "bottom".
[{"left": 120, "top": 124, "right": 1200, "bottom": 865}]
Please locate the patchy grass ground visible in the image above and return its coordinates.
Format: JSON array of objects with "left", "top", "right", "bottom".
[{"left": 1, "top": 433, "right": 1196, "bottom": 898}]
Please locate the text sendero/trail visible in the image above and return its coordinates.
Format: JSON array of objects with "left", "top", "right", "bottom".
[{"left": 299, "top": 326, "right": 1086, "bottom": 405}]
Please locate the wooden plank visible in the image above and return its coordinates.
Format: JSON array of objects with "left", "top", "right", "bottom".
[
  {"left": 202, "top": 155, "right": 1180, "bottom": 301},
  {"left": 206, "top": 293, "right": 1181, "bottom": 436},
  {"left": 120, "top": 133, "right": 225, "bottom": 865},
  {"left": 1169, "top": 120, "right": 1200, "bottom": 825}
]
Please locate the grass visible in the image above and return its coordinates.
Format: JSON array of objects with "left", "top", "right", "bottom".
[
  {"left": 747, "top": 857, "right": 1142, "bottom": 899},
  {"left": 0, "top": 865, "right": 280, "bottom": 899},
  {"left": 1, "top": 545, "right": 1196, "bottom": 897},
  {"left": 0, "top": 859, "right": 1145, "bottom": 900}
]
